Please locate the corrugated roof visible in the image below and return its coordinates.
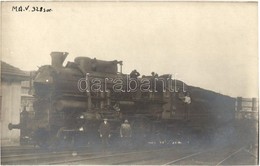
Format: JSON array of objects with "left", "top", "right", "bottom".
[{"left": 1, "top": 61, "right": 29, "bottom": 78}]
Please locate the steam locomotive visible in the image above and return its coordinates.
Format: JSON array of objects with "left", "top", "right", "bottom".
[{"left": 9, "top": 52, "right": 235, "bottom": 147}]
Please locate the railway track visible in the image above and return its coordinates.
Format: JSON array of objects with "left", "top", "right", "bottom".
[
  {"left": 215, "top": 147, "right": 245, "bottom": 165},
  {"left": 1, "top": 144, "right": 257, "bottom": 165},
  {"left": 2, "top": 150, "right": 97, "bottom": 165},
  {"left": 107, "top": 145, "right": 257, "bottom": 165},
  {"left": 216, "top": 147, "right": 258, "bottom": 165},
  {"left": 1, "top": 145, "right": 182, "bottom": 165},
  {"left": 161, "top": 145, "right": 257, "bottom": 165},
  {"left": 1, "top": 145, "right": 48, "bottom": 162},
  {"left": 45, "top": 146, "right": 179, "bottom": 165},
  {"left": 1, "top": 145, "right": 94, "bottom": 165}
]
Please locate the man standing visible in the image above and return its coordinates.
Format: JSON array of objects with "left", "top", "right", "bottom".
[
  {"left": 99, "top": 119, "right": 111, "bottom": 150},
  {"left": 20, "top": 106, "right": 29, "bottom": 145},
  {"left": 120, "top": 119, "right": 132, "bottom": 149}
]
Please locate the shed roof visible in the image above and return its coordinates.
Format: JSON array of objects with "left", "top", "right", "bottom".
[{"left": 1, "top": 61, "right": 30, "bottom": 81}]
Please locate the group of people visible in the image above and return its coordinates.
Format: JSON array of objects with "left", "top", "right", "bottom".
[{"left": 99, "top": 118, "right": 132, "bottom": 149}]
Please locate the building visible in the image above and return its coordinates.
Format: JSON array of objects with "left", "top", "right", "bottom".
[
  {"left": 21, "top": 80, "right": 34, "bottom": 112},
  {"left": 1, "top": 61, "right": 30, "bottom": 145},
  {"left": 235, "top": 97, "right": 258, "bottom": 120}
]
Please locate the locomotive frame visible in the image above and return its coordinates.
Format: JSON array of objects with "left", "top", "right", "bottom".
[{"left": 9, "top": 52, "right": 235, "bottom": 147}]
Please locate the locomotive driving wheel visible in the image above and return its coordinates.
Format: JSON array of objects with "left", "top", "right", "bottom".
[
  {"left": 131, "top": 116, "right": 152, "bottom": 148},
  {"left": 33, "top": 127, "right": 61, "bottom": 148},
  {"left": 33, "top": 128, "right": 51, "bottom": 148}
]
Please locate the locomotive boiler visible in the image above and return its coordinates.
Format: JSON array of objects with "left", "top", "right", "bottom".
[{"left": 9, "top": 51, "right": 235, "bottom": 147}]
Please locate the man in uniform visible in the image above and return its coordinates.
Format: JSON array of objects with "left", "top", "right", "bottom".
[
  {"left": 120, "top": 119, "right": 132, "bottom": 149},
  {"left": 99, "top": 119, "right": 111, "bottom": 150}
]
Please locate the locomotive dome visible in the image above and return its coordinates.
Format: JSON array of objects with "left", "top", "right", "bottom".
[{"left": 74, "top": 56, "right": 119, "bottom": 74}]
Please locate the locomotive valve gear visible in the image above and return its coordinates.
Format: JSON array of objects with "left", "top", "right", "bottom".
[{"left": 113, "top": 103, "right": 120, "bottom": 112}]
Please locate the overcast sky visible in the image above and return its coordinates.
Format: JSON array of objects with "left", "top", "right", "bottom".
[{"left": 2, "top": 2, "right": 258, "bottom": 98}]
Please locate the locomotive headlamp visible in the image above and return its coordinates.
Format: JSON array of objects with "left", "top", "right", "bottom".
[
  {"left": 80, "top": 115, "right": 84, "bottom": 119},
  {"left": 46, "top": 79, "right": 49, "bottom": 82},
  {"left": 184, "top": 96, "right": 191, "bottom": 104},
  {"left": 79, "top": 127, "right": 84, "bottom": 131}
]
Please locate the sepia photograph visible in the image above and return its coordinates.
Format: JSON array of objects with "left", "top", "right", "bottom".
[{"left": 1, "top": 1, "right": 258, "bottom": 165}]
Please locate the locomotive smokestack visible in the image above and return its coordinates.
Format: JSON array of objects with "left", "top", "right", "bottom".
[{"left": 50, "top": 52, "right": 68, "bottom": 68}]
